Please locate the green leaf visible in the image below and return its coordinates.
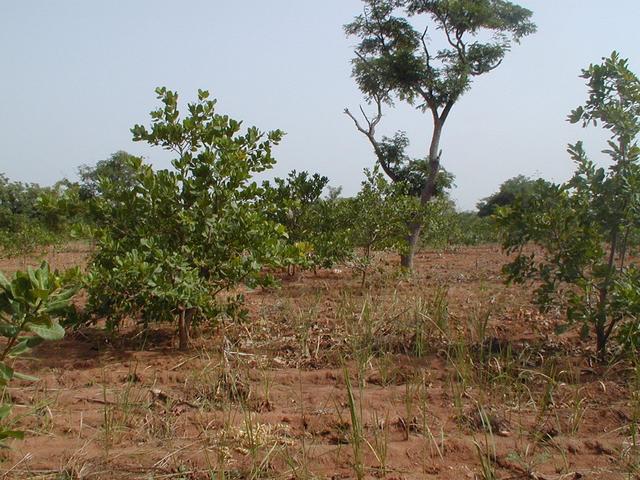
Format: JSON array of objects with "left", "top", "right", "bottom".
[
  {"left": 8, "top": 336, "right": 43, "bottom": 358},
  {"left": 0, "top": 324, "right": 19, "bottom": 338},
  {"left": 0, "top": 363, "right": 14, "bottom": 383},
  {"left": 0, "top": 404, "right": 11, "bottom": 419},
  {"left": 0, "top": 429, "right": 24, "bottom": 441},
  {"left": 0, "top": 271, "right": 10, "bottom": 291},
  {"left": 27, "top": 322, "right": 65, "bottom": 341},
  {"left": 12, "top": 371, "right": 39, "bottom": 382},
  {"left": 43, "top": 295, "right": 74, "bottom": 315},
  {"left": 7, "top": 341, "right": 29, "bottom": 358}
]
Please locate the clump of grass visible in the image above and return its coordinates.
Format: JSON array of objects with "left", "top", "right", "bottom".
[
  {"left": 343, "top": 367, "right": 365, "bottom": 480},
  {"left": 567, "top": 385, "right": 588, "bottom": 435},
  {"left": 186, "top": 348, "right": 251, "bottom": 410},
  {"left": 101, "top": 378, "right": 114, "bottom": 456},
  {"left": 342, "top": 297, "right": 377, "bottom": 384},
  {"left": 293, "top": 296, "right": 321, "bottom": 362},
  {"left": 473, "top": 406, "right": 497, "bottom": 480},
  {"left": 429, "top": 285, "right": 450, "bottom": 338},
  {"left": 418, "top": 371, "right": 444, "bottom": 462},
  {"left": 372, "top": 352, "right": 397, "bottom": 387},
  {"left": 401, "top": 373, "right": 422, "bottom": 440},
  {"left": 506, "top": 444, "right": 550, "bottom": 479},
  {"left": 412, "top": 297, "right": 429, "bottom": 358},
  {"left": 367, "top": 410, "right": 390, "bottom": 476},
  {"left": 467, "top": 302, "right": 491, "bottom": 354},
  {"left": 408, "top": 286, "right": 449, "bottom": 357},
  {"left": 533, "top": 361, "right": 560, "bottom": 437}
]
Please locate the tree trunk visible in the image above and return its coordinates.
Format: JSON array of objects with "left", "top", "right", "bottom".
[
  {"left": 178, "top": 308, "right": 192, "bottom": 351},
  {"left": 595, "top": 320, "right": 607, "bottom": 362},
  {"left": 402, "top": 121, "right": 444, "bottom": 270},
  {"left": 361, "top": 244, "right": 372, "bottom": 286},
  {"left": 594, "top": 229, "right": 619, "bottom": 361},
  {"left": 346, "top": 98, "right": 450, "bottom": 272},
  {"left": 401, "top": 223, "right": 422, "bottom": 269},
  {"left": 421, "top": 121, "right": 444, "bottom": 205}
]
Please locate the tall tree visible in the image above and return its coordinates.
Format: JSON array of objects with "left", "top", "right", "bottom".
[
  {"left": 476, "top": 175, "right": 551, "bottom": 217},
  {"left": 78, "top": 151, "right": 139, "bottom": 200},
  {"left": 344, "top": 0, "right": 536, "bottom": 268}
]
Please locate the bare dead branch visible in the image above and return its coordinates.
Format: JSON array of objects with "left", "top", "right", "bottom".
[
  {"left": 344, "top": 108, "right": 370, "bottom": 136},
  {"left": 359, "top": 104, "right": 372, "bottom": 128},
  {"left": 344, "top": 98, "right": 400, "bottom": 183}
]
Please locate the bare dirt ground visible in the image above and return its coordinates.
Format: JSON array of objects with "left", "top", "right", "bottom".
[{"left": 0, "top": 245, "right": 638, "bottom": 479}]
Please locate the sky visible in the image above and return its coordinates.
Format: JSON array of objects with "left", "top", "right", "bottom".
[{"left": 1, "top": 1, "right": 639, "bottom": 210}]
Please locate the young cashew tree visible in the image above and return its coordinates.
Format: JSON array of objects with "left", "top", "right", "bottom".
[
  {"left": 345, "top": 0, "right": 536, "bottom": 268},
  {"left": 497, "top": 53, "right": 640, "bottom": 359},
  {"left": 88, "top": 88, "right": 286, "bottom": 350},
  {"left": 262, "top": 170, "right": 331, "bottom": 274},
  {"left": 345, "top": 167, "right": 448, "bottom": 285}
]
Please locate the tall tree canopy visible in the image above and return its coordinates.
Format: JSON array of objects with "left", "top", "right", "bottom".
[
  {"left": 78, "top": 151, "right": 139, "bottom": 200},
  {"left": 345, "top": 0, "right": 536, "bottom": 268},
  {"left": 476, "top": 175, "right": 551, "bottom": 217}
]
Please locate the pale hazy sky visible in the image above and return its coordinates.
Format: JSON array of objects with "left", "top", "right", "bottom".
[{"left": 1, "top": 1, "right": 639, "bottom": 210}]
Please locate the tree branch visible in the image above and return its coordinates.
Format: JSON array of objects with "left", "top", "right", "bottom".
[
  {"left": 344, "top": 97, "right": 400, "bottom": 183},
  {"left": 440, "top": 100, "right": 455, "bottom": 124}
]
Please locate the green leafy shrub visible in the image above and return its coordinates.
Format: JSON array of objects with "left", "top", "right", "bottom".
[
  {"left": 0, "top": 262, "right": 78, "bottom": 444},
  {"left": 497, "top": 52, "right": 640, "bottom": 359},
  {"left": 262, "top": 170, "right": 344, "bottom": 273},
  {"left": 77, "top": 151, "right": 139, "bottom": 201},
  {"left": 344, "top": 168, "right": 441, "bottom": 284},
  {"left": 477, "top": 176, "right": 552, "bottom": 218},
  {"left": 87, "top": 88, "right": 286, "bottom": 349},
  {"left": 440, "top": 211, "right": 498, "bottom": 247},
  {"left": 301, "top": 190, "right": 354, "bottom": 270}
]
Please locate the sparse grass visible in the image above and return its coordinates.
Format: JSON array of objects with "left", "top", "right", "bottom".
[
  {"left": 505, "top": 443, "right": 550, "bottom": 479},
  {"left": 418, "top": 373, "right": 445, "bottom": 462},
  {"left": 401, "top": 373, "right": 421, "bottom": 440},
  {"left": 2, "top": 246, "right": 639, "bottom": 479},
  {"left": 567, "top": 385, "right": 588, "bottom": 435}
]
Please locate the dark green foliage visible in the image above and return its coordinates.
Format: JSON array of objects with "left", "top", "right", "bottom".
[
  {"left": 347, "top": 169, "right": 416, "bottom": 253},
  {"left": 0, "top": 262, "right": 79, "bottom": 444},
  {"left": 346, "top": 0, "right": 535, "bottom": 107},
  {"left": 497, "top": 53, "right": 640, "bottom": 358},
  {"left": 477, "top": 175, "right": 552, "bottom": 218},
  {"left": 304, "top": 196, "right": 354, "bottom": 269},
  {"left": 0, "top": 174, "right": 44, "bottom": 229},
  {"left": 372, "top": 132, "right": 455, "bottom": 197},
  {"left": 78, "top": 151, "right": 139, "bottom": 200},
  {"left": 87, "top": 88, "right": 286, "bottom": 349}
]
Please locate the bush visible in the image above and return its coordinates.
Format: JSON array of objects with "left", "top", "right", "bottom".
[
  {"left": 87, "top": 88, "right": 286, "bottom": 349},
  {"left": 497, "top": 52, "right": 640, "bottom": 359},
  {"left": 262, "top": 170, "right": 343, "bottom": 273},
  {"left": 0, "top": 262, "right": 79, "bottom": 444}
]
